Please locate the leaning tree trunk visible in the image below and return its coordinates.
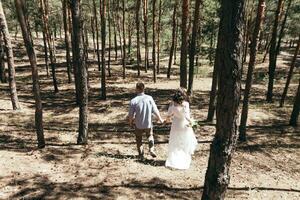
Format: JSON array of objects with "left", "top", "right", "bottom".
[
  {"left": 201, "top": 0, "right": 245, "bottom": 199},
  {"left": 290, "top": 78, "right": 300, "bottom": 126},
  {"left": 135, "top": 0, "right": 141, "bottom": 76},
  {"left": 167, "top": 0, "right": 178, "bottom": 79},
  {"left": 280, "top": 35, "right": 300, "bottom": 107},
  {"left": 187, "top": 0, "right": 202, "bottom": 95},
  {"left": 143, "top": 0, "right": 149, "bottom": 72},
  {"left": 15, "top": 0, "right": 45, "bottom": 148},
  {"left": 275, "top": 0, "right": 292, "bottom": 58},
  {"left": 40, "top": 0, "right": 59, "bottom": 93},
  {"left": 101, "top": 0, "right": 107, "bottom": 100},
  {"left": 71, "top": 0, "right": 89, "bottom": 145},
  {"left": 179, "top": 0, "right": 189, "bottom": 88},
  {"left": 0, "top": 1, "right": 21, "bottom": 110},
  {"left": 62, "top": 0, "right": 72, "bottom": 83},
  {"left": 266, "top": 0, "right": 284, "bottom": 102},
  {"left": 239, "top": 0, "right": 266, "bottom": 142},
  {"left": 152, "top": 0, "right": 157, "bottom": 83}
]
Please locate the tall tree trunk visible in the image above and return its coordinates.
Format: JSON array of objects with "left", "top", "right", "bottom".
[
  {"left": 152, "top": 0, "right": 157, "bottom": 83},
  {"left": 206, "top": 27, "right": 221, "bottom": 122},
  {"left": 136, "top": 0, "right": 141, "bottom": 76},
  {"left": 174, "top": 16, "right": 178, "bottom": 65},
  {"left": 201, "top": 0, "right": 245, "bottom": 199},
  {"left": 15, "top": 0, "right": 45, "bottom": 148},
  {"left": 101, "top": 0, "right": 107, "bottom": 100},
  {"left": 187, "top": 0, "right": 202, "bottom": 95},
  {"left": 71, "top": 0, "right": 89, "bottom": 145},
  {"left": 108, "top": 0, "right": 112, "bottom": 77},
  {"left": 275, "top": 0, "right": 292, "bottom": 57},
  {"left": 93, "top": 0, "right": 101, "bottom": 72},
  {"left": 0, "top": 31, "right": 5, "bottom": 83},
  {"left": 122, "top": 0, "right": 126, "bottom": 79},
  {"left": 290, "top": 78, "right": 300, "bottom": 126},
  {"left": 239, "top": 0, "right": 266, "bottom": 142},
  {"left": 40, "top": 0, "right": 59, "bottom": 93},
  {"left": 266, "top": 0, "right": 284, "bottom": 102},
  {"left": 113, "top": 9, "right": 118, "bottom": 60},
  {"left": 0, "top": 2, "right": 21, "bottom": 110},
  {"left": 42, "top": 30, "right": 49, "bottom": 77},
  {"left": 143, "top": 0, "right": 149, "bottom": 72},
  {"left": 63, "top": 0, "right": 72, "bottom": 83},
  {"left": 157, "top": 0, "right": 162, "bottom": 74},
  {"left": 91, "top": 17, "right": 96, "bottom": 59},
  {"left": 167, "top": 0, "right": 178, "bottom": 79},
  {"left": 179, "top": 0, "right": 189, "bottom": 88},
  {"left": 280, "top": 35, "right": 300, "bottom": 107}
]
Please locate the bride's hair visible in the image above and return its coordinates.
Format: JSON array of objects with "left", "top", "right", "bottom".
[{"left": 173, "top": 88, "right": 188, "bottom": 105}]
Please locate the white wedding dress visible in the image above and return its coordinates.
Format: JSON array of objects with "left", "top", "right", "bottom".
[{"left": 165, "top": 101, "right": 198, "bottom": 169}]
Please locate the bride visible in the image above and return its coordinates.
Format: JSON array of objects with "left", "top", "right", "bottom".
[{"left": 165, "top": 88, "right": 198, "bottom": 170}]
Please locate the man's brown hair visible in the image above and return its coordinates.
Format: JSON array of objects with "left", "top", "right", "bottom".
[{"left": 136, "top": 82, "right": 145, "bottom": 92}]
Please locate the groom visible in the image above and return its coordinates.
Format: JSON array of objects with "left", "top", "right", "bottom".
[{"left": 128, "top": 82, "right": 164, "bottom": 159}]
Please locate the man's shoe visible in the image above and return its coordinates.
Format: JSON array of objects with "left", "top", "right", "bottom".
[{"left": 150, "top": 151, "right": 157, "bottom": 158}]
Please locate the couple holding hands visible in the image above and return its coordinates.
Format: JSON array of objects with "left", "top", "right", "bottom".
[{"left": 128, "top": 82, "right": 198, "bottom": 170}]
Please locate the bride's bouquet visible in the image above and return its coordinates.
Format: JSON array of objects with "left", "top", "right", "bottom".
[{"left": 187, "top": 118, "right": 200, "bottom": 131}]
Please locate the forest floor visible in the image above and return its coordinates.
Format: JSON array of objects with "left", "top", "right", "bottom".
[{"left": 0, "top": 38, "right": 300, "bottom": 200}]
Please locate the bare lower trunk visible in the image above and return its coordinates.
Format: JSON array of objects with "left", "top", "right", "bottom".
[
  {"left": 179, "top": 0, "right": 189, "bottom": 88},
  {"left": 71, "top": 0, "right": 89, "bottom": 145},
  {"left": 187, "top": 0, "right": 202, "bottom": 95},
  {"left": 0, "top": 2, "right": 21, "bottom": 110},
  {"left": 290, "top": 78, "right": 300, "bottom": 126},
  {"left": 239, "top": 0, "right": 266, "bottom": 141},
  {"left": 167, "top": 0, "right": 178, "bottom": 79},
  {"left": 280, "top": 35, "right": 300, "bottom": 107},
  {"left": 15, "top": 0, "right": 45, "bottom": 148},
  {"left": 201, "top": 0, "right": 244, "bottom": 199}
]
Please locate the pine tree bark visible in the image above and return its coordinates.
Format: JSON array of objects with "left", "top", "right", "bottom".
[
  {"left": 187, "top": 0, "right": 202, "bottom": 95},
  {"left": 93, "top": 0, "right": 101, "bottom": 72},
  {"left": 135, "top": 0, "right": 141, "bottom": 77},
  {"left": 63, "top": 0, "right": 72, "bottom": 83},
  {"left": 108, "top": 0, "right": 112, "bottom": 77},
  {"left": 266, "top": 0, "right": 284, "bottom": 102},
  {"left": 290, "top": 78, "right": 300, "bottom": 126},
  {"left": 42, "top": 30, "right": 49, "bottom": 77},
  {"left": 0, "top": 1, "right": 21, "bottom": 110},
  {"left": 206, "top": 27, "right": 222, "bottom": 122},
  {"left": 275, "top": 0, "right": 292, "bottom": 57},
  {"left": 143, "top": 0, "right": 149, "bottom": 72},
  {"left": 179, "top": 0, "right": 189, "bottom": 88},
  {"left": 0, "top": 31, "right": 5, "bottom": 83},
  {"left": 239, "top": 0, "right": 266, "bottom": 142},
  {"left": 122, "top": 0, "right": 126, "bottom": 79},
  {"left": 40, "top": 0, "right": 59, "bottom": 93},
  {"left": 280, "top": 35, "right": 300, "bottom": 107},
  {"left": 101, "top": 0, "right": 107, "bottom": 100},
  {"left": 135, "top": 0, "right": 141, "bottom": 76},
  {"left": 152, "top": 0, "right": 157, "bottom": 83},
  {"left": 15, "top": 0, "right": 45, "bottom": 148},
  {"left": 167, "top": 0, "right": 178, "bottom": 79},
  {"left": 157, "top": 0, "right": 162, "bottom": 74},
  {"left": 71, "top": 0, "right": 89, "bottom": 144},
  {"left": 201, "top": 0, "right": 245, "bottom": 199}
]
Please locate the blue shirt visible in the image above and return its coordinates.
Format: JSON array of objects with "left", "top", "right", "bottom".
[{"left": 129, "top": 93, "right": 159, "bottom": 129}]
